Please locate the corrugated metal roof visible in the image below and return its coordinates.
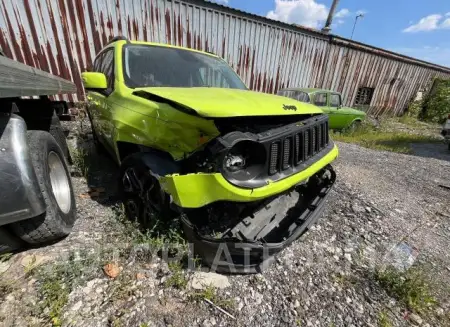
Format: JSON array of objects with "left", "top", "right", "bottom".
[{"left": 0, "top": 0, "right": 448, "bottom": 115}]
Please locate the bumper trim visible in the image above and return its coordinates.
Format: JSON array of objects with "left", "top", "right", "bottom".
[
  {"left": 181, "top": 166, "right": 336, "bottom": 274},
  {"left": 161, "top": 144, "right": 338, "bottom": 208}
]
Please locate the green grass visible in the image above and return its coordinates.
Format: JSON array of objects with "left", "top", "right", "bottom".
[
  {"left": 378, "top": 311, "right": 393, "bottom": 327},
  {"left": 34, "top": 253, "right": 98, "bottom": 326},
  {"left": 165, "top": 261, "right": 188, "bottom": 289},
  {"left": 70, "top": 147, "right": 90, "bottom": 178},
  {"left": 375, "top": 266, "right": 437, "bottom": 314},
  {"left": 188, "top": 285, "right": 235, "bottom": 311},
  {"left": 113, "top": 205, "right": 187, "bottom": 258},
  {"left": 332, "top": 120, "right": 441, "bottom": 154}
]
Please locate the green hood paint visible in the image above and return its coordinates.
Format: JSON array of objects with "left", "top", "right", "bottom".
[{"left": 134, "top": 87, "right": 323, "bottom": 118}]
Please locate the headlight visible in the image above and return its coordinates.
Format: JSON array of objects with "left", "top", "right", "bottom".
[
  {"left": 224, "top": 153, "right": 246, "bottom": 172},
  {"left": 222, "top": 141, "right": 266, "bottom": 181}
]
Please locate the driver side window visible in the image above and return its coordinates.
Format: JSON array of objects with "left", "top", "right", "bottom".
[{"left": 314, "top": 93, "right": 327, "bottom": 107}]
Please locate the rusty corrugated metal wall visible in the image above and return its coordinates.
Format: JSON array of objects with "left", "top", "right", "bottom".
[{"left": 1, "top": 0, "right": 449, "bottom": 114}]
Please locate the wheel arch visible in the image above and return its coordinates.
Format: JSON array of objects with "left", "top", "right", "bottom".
[{"left": 117, "top": 142, "right": 180, "bottom": 176}]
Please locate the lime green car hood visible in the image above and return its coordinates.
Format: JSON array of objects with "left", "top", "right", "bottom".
[{"left": 134, "top": 87, "right": 323, "bottom": 118}]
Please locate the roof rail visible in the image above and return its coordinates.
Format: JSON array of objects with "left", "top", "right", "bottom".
[{"left": 107, "top": 36, "right": 129, "bottom": 45}]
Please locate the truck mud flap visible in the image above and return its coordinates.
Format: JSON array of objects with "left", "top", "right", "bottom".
[{"left": 181, "top": 166, "right": 336, "bottom": 274}]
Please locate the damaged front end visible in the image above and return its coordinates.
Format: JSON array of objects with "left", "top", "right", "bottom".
[
  {"left": 181, "top": 165, "right": 336, "bottom": 273},
  {"left": 157, "top": 114, "right": 338, "bottom": 273}
]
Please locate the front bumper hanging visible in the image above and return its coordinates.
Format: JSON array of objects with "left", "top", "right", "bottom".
[{"left": 180, "top": 165, "right": 336, "bottom": 274}]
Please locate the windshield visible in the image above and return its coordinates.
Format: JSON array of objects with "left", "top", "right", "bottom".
[{"left": 123, "top": 45, "right": 247, "bottom": 90}]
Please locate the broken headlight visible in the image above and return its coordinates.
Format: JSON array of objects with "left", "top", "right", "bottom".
[{"left": 222, "top": 141, "right": 266, "bottom": 181}]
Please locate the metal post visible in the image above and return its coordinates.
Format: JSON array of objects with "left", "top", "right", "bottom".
[
  {"left": 350, "top": 14, "right": 364, "bottom": 40},
  {"left": 322, "top": 0, "right": 340, "bottom": 33}
]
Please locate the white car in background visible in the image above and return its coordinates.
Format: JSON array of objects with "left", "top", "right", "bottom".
[{"left": 442, "top": 114, "right": 450, "bottom": 150}]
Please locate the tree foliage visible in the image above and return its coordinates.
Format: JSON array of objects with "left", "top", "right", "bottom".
[{"left": 420, "top": 78, "right": 450, "bottom": 123}]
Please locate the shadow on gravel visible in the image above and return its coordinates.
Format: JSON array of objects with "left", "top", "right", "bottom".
[
  {"left": 409, "top": 142, "right": 450, "bottom": 162},
  {"left": 74, "top": 133, "right": 121, "bottom": 207}
]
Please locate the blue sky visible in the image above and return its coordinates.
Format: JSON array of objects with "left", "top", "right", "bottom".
[{"left": 212, "top": 0, "right": 450, "bottom": 67}]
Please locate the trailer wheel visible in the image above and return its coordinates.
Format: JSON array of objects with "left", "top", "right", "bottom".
[{"left": 11, "top": 131, "right": 76, "bottom": 244}]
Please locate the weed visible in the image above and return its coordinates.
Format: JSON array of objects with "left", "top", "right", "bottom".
[
  {"left": 34, "top": 252, "right": 98, "bottom": 326},
  {"left": 188, "top": 285, "right": 235, "bottom": 311},
  {"left": 108, "top": 272, "right": 135, "bottom": 301},
  {"left": 0, "top": 253, "right": 15, "bottom": 301},
  {"left": 332, "top": 273, "right": 357, "bottom": 288},
  {"left": 375, "top": 265, "right": 437, "bottom": 314},
  {"left": 0, "top": 280, "right": 15, "bottom": 302},
  {"left": 0, "top": 253, "right": 12, "bottom": 262},
  {"left": 70, "top": 147, "right": 90, "bottom": 177},
  {"left": 378, "top": 311, "right": 393, "bottom": 327},
  {"left": 332, "top": 120, "right": 440, "bottom": 154},
  {"left": 113, "top": 204, "right": 187, "bottom": 259},
  {"left": 165, "top": 262, "right": 188, "bottom": 289}
]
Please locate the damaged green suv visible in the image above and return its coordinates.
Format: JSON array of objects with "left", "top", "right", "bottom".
[{"left": 82, "top": 38, "right": 339, "bottom": 273}]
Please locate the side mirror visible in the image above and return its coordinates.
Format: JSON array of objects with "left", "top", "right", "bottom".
[{"left": 81, "top": 72, "right": 107, "bottom": 89}]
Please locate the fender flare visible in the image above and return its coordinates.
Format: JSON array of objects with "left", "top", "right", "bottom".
[{"left": 126, "top": 150, "right": 181, "bottom": 177}]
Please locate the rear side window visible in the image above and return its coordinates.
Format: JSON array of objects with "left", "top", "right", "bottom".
[
  {"left": 93, "top": 49, "right": 115, "bottom": 93},
  {"left": 93, "top": 54, "right": 103, "bottom": 72},
  {"left": 100, "top": 50, "right": 114, "bottom": 90},
  {"left": 314, "top": 93, "right": 327, "bottom": 106},
  {"left": 330, "top": 94, "right": 341, "bottom": 107}
]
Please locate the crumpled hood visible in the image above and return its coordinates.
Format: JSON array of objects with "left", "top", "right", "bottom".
[{"left": 133, "top": 87, "right": 323, "bottom": 118}]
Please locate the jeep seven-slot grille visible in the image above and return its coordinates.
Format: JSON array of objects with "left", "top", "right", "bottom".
[{"left": 268, "top": 120, "right": 329, "bottom": 175}]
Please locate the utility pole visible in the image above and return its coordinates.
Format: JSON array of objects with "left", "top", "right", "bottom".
[
  {"left": 322, "top": 0, "right": 340, "bottom": 33},
  {"left": 350, "top": 13, "right": 364, "bottom": 40}
]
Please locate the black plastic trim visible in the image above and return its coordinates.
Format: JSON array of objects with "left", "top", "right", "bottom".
[{"left": 181, "top": 165, "right": 336, "bottom": 274}]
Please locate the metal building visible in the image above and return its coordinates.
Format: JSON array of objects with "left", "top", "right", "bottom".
[{"left": 1, "top": 0, "right": 449, "bottom": 115}]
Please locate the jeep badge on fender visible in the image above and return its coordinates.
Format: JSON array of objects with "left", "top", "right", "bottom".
[{"left": 283, "top": 104, "right": 297, "bottom": 111}]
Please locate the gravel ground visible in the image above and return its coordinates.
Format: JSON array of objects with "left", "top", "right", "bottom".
[{"left": 0, "top": 121, "right": 449, "bottom": 327}]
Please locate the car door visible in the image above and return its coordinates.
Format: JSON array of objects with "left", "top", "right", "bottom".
[
  {"left": 313, "top": 92, "right": 336, "bottom": 126},
  {"left": 86, "top": 53, "right": 104, "bottom": 137},
  {"left": 88, "top": 48, "right": 115, "bottom": 154},
  {"left": 97, "top": 49, "right": 115, "bottom": 152},
  {"left": 329, "top": 93, "right": 349, "bottom": 129}
]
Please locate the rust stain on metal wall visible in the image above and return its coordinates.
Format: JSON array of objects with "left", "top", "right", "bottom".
[{"left": 1, "top": 0, "right": 449, "bottom": 114}]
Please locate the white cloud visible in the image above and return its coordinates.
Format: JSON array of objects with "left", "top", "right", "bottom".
[
  {"left": 266, "top": 1, "right": 366, "bottom": 29},
  {"left": 441, "top": 18, "right": 450, "bottom": 28},
  {"left": 391, "top": 46, "right": 450, "bottom": 67},
  {"left": 335, "top": 8, "right": 350, "bottom": 19},
  {"left": 403, "top": 14, "right": 446, "bottom": 32},
  {"left": 267, "top": 0, "right": 328, "bottom": 28}
]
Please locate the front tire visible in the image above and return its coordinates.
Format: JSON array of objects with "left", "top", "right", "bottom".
[
  {"left": 119, "top": 154, "right": 173, "bottom": 229},
  {"left": 11, "top": 131, "right": 76, "bottom": 244},
  {"left": 347, "top": 120, "right": 362, "bottom": 133}
]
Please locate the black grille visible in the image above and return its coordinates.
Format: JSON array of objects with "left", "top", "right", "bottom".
[{"left": 268, "top": 120, "right": 329, "bottom": 175}]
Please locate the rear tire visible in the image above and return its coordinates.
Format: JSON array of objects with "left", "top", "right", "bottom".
[{"left": 11, "top": 131, "right": 76, "bottom": 244}]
